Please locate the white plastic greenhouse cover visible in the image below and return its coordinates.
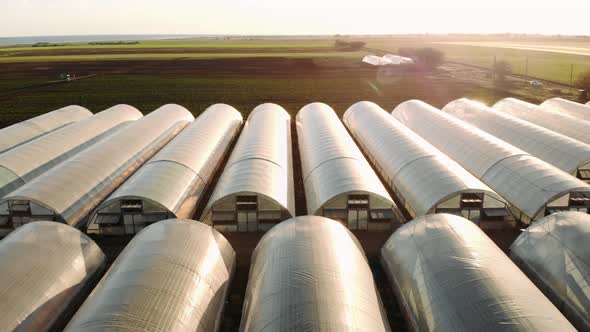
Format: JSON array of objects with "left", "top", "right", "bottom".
[
  {"left": 362, "top": 55, "right": 389, "bottom": 66},
  {"left": 296, "top": 102, "right": 398, "bottom": 228},
  {"left": 0, "top": 105, "right": 142, "bottom": 198},
  {"left": 383, "top": 54, "right": 414, "bottom": 65},
  {"left": 0, "top": 104, "right": 193, "bottom": 232},
  {"left": 540, "top": 97, "right": 590, "bottom": 121},
  {"left": 443, "top": 98, "right": 590, "bottom": 179},
  {"left": 493, "top": 98, "right": 590, "bottom": 146},
  {"left": 344, "top": 101, "right": 507, "bottom": 219},
  {"left": 393, "top": 100, "right": 590, "bottom": 223},
  {"left": 87, "top": 104, "right": 242, "bottom": 235},
  {"left": 241, "top": 216, "right": 391, "bottom": 332},
  {"left": 0, "top": 221, "right": 105, "bottom": 331},
  {"left": 202, "top": 103, "right": 294, "bottom": 231},
  {"left": 381, "top": 213, "right": 575, "bottom": 331},
  {"left": 510, "top": 211, "right": 590, "bottom": 331},
  {"left": 0, "top": 105, "right": 92, "bottom": 154},
  {"left": 66, "top": 219, "right": 235, "bottom": 332}
]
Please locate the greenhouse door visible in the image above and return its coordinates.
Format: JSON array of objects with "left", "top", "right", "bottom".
[
  {"left": 237, "top": 196, "right": 258, "bottom": 232},
  {"left": 121, "top": 200, "right": 143, "bottom": 235},
  {"left": 348, "top": 209, "right": 369, "bottom": 230},
  {"left": 348, "top": 194, "right": 370, "bottom": 230}
]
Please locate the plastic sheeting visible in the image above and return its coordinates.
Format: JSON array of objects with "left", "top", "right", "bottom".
[
  {"left": 344, "top": 101, "right": 506, "bottom": 219},
  {"left": 0, "top": 221, "right": 105, "bottom": 331},
  {"left": 493, "top": 98, "right": 590, "bottom": 146},
  {"left": 363, "top": 54, "right": 413, "bottom": 66},
  {"left": 0, "top": 105, "right": 142, "bottom": 198},
  {"left": 87, "top": 104, "right": 242, "bottom": 235},
  {"left": 510, "top": 211, "right": 590, "bottom": 331},
  {"left": 65, "top": 219, "right": 235, "bottom": 332},
  {"left": 443, "top": 98, "right": 590, "bottom": 177},
  {"left": 0, "top": 105, "right": 92, "bottom": 154},
  {"left": 393, "top": 99, "right": 590, "bottom": 222},
  {"left": 362, "top": 55, "right": 390, "bottom": 66},
  {"left": 381, "top": 213, "right": 575, "bottom": 332},
  {"left": 0, "top": 104, "right": 193, "bottom": 231},
  {"left": 296, "top": 102, "right": 396, "bottom": 221},
  {"left": 241, "top": 216, "right": 391, "bottom": 332},
  {"left": 202, "top": 103, "right": 294, "bottom": 230},
  {"left": 540, "top": 97, "right": 590, "bottom": 121},
  {"left": 383, "top": 54, "right": 414, "bottom": 65}
]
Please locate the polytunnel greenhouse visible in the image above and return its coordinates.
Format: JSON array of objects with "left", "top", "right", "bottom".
[
  {"left": 493, "top": 98, "right": 590, "bottom": 146},
  {"left": 511, "top": 211, "right": 590, "bottom": 331},
  {"left": 87, "top": 104, "right": 242, "bottom": 235},
  {"left": 443, "top": 98, "right": 590, "bottom": 182},
  {"left": 540, "top": 97, "right": 590, "bottom": 121},
  {"left": 0, "top": 104, "right": 193, "bottom": 233},
  {"left": 0, "top": 222, "right": 105, "bottom": 331},
  {"left": 381, "top": 213, "right": 575, "bottom": 332},
  {"left": 201, "top": 103, "right": 294, "bottom": 232},
  {"left": 344, "top": 101, "right": 509, "bottom": 222},
  {"left": 0, "top": 104, "right": 142, "bottom": 199},
  {"left": 393, "top": 100, "right": 590, "bottom": 224},
  {"left": 66, "top": 219, "right": 235, "bottom": 332},
  {"left": 241, "top": 216, "right": 391, "bottom": 332},
  {"left": 362, "top": 54, "right": 390, "bottom": 66},
  {"left": 0, "top": 105, "right": 91, "bottom": 154},
  {"left": 296, "top": 102, "right": 401, "bottom": 231}
]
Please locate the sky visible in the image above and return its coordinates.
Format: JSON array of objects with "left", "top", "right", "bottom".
[{"left": 1, "top": 0, "right": 589, "bottom": 37}]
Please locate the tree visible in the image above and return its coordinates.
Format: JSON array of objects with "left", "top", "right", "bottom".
[
  {"left": 334, "top": 39, "right": 348, "bottom": 49},
  {"left": 415, "top": 48, "right": 445, "bottom": 70},
  {"left": 576, "top": 70, "right": 590, "bottom": 101},
  {"left": 348, "top": 41, "right": 366, "bottom": 50},
  {"left": 397, "top": 47, "right": 444, "bottom": 70},
  {"left": 334, "top": 40, "right": 366, "bottom": 51},
  {"left": 493, "top": 60, "right": 511, "bottom": 82}
]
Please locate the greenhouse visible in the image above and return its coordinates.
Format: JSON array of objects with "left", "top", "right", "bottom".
[
  {"left": 381, "top": 213, "right": 575, "bottom": 331},
  {"left": 66, "top": 219, "right": 235, "bottom": 332},
  {"left": 241, "top": 216, "right": 390, "bottom": 332},
  {"left": 540, "top": 97, "right": 590, "bottom": 120},
  {"left": 393, "top": 100, "right": 590, "bottom": 223},
  {"left": 344, "top": 101, "right": 509, "bottom": 222},
  {"left": 297, "top": 102, "right": 401, "bottom": 231},
  {"left": 0, "top": 222, "right": 105, "bottom": 331},
  {"left": 362, "top": 54, "right": 390, "bottom": 66},
  {"left": 87, "top": 104, "right": 242, "bottom": 235},
  {"left": 0, "top": 105, "right": 91, "bottom": 154},
  {"left": 201, "top": 104, "right": 294, "bottom": 232},
  {"left": 382, "top": 54, "right": 414, "bottom": 64},
  {"left": 0, "top": 105, "right": 142, "bottom": 198},
  {"left": 444, "top": 98, "right": 590, "bottom": 182},
  {"left": 511, "top": 211, "right": 590, "bottom": 331},
  {"left": 0, "top": 104, "right": 193, "bottom": 234},
  {"left": 493, "top": 98, "right": 590, "bottom": 146}
]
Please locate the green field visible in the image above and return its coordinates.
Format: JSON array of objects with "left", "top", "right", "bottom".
[
  {"left": 2, "top": 36, "right": 590, "bottom": 83},
  {"left": 368, "top": 37, "right": 590, "bottom": 84},
  {"left": 0, "top": 73, "right": 511, "bottom": 125},
  {"left": 0, "top": 51, "right": 364, "bottom": 63},
  {"left": 0, "top": 38, "right": 334, "bottom": 51},
  {"left": 1, "top": 35, "right": 589, "bottom": 128}
]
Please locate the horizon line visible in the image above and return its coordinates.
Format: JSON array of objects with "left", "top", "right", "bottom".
[{"left": 2, "top": 32, "right": 590, "bottom": 39}]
